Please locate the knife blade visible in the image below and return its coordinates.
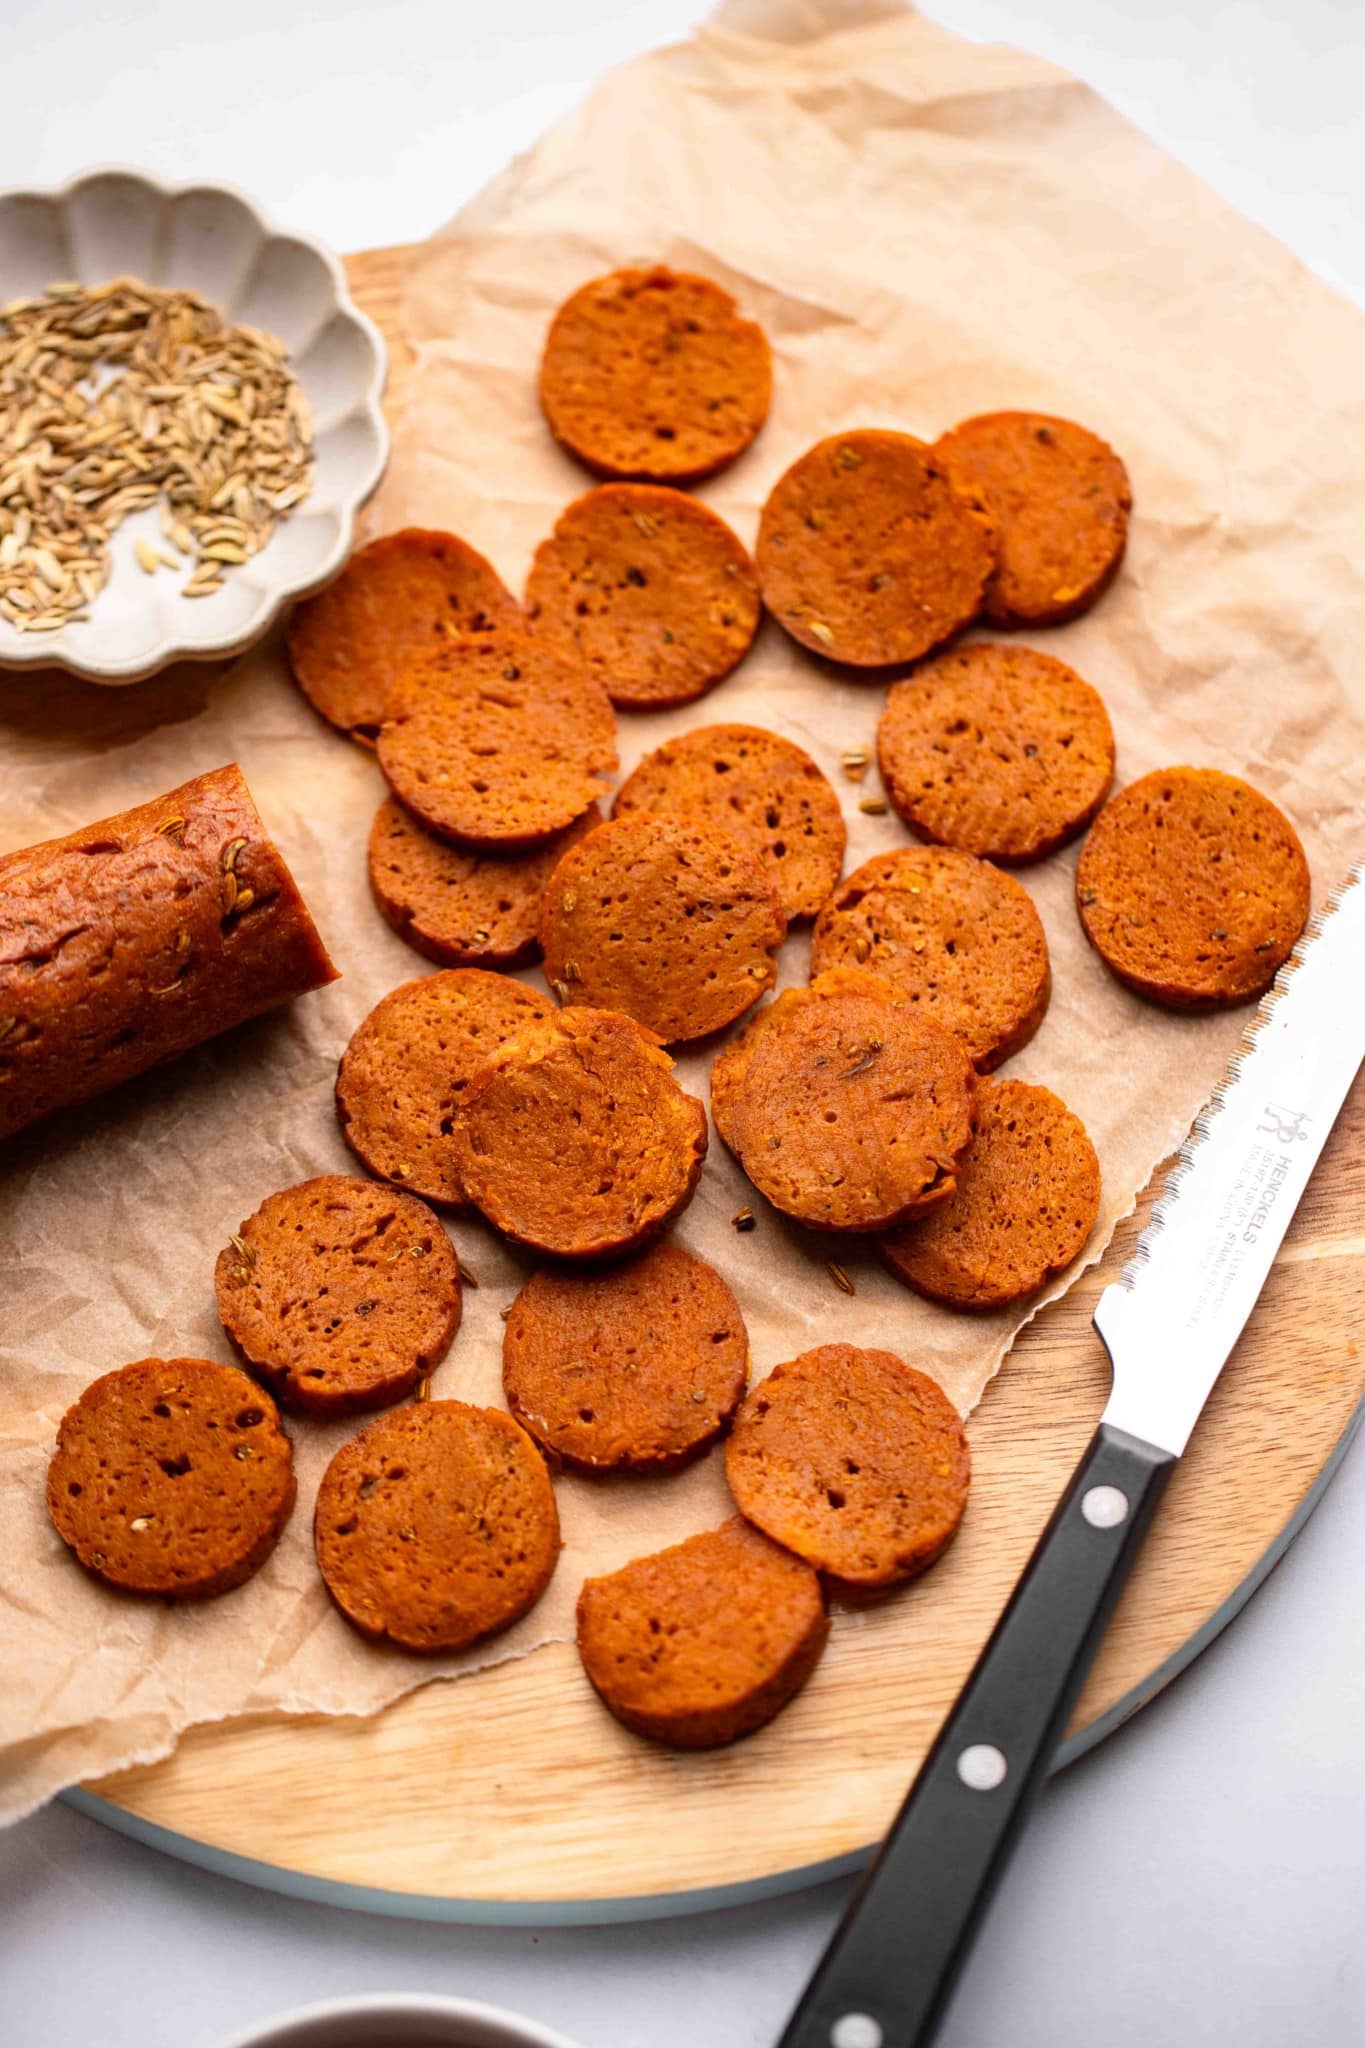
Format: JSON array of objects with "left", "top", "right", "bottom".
[
  {"left": 1097, "top": 861, "right": 1365, "bottom": 1452},
  {"left": 778, "top": 862, "right": 1365, "bottom": 2048}
]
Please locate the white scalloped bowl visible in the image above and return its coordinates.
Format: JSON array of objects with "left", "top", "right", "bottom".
[{"left": 0, "top": 167, "right": 388, "bottom": 684}]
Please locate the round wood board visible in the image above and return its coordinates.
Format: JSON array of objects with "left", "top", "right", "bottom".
[{"left": 74, "top": 249, "right": 1365, "bottom": 1922}]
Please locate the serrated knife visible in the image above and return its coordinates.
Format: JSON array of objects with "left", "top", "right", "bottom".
[{"left": 778, "top": 863, "right": 1365, "bottom": 2048}]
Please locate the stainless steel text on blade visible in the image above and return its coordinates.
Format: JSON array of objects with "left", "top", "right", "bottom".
[{"left": 1094, "top": 865, "right": 1365, "bottom": 1456}]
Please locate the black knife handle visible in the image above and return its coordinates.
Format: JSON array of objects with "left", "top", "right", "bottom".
[{"left": 776, "top": 1422, "right": 1176, "bottom": 2048}]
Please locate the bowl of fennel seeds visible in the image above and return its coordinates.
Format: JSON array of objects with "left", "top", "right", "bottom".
[{"left": 0, "top": 167, "right": 387, "bottom": 683}]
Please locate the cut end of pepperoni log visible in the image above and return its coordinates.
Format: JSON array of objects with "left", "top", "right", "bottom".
[{"left": 0, "top": 764, "right": 337, "bottom": 1141}]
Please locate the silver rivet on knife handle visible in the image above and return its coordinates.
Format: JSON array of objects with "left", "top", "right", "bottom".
[
  {"left": 1081, "top": 1484, "right": 1130, "bottom": 1527},
  {"left": 956, "top": 1744, "right": 1008, "bottom": 1790},
  {"left": 830, "top": 2015, "right": 885, "bottom": 2048}
]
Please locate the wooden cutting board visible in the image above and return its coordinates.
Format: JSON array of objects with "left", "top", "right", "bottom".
[{"left": 78, "top": 248, "right": 1365, "bottom": 1920}]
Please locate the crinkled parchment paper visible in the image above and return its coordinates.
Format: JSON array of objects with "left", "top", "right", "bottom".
[{"left": 3, "top": 0, "right": 1364, "bottom": 1825}]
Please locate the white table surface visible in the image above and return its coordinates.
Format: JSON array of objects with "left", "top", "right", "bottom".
[{"left": 2, "top": 3, "right": 1363, "bottom": 2044}]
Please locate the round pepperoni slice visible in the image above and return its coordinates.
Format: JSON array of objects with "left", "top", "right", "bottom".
[
  {"left": 711, "top": 968, "right": 977, "bottom": 1233},
  {"left": 288, "top": 529, "right": 520, "bottom": 745},
  {"left": 378, "top": 633, "right": 617, "bottom": 851},
  {"left": 539, "top": 814, "right": 786, "bottom": 1043},
  {"left": 880, "top": 1077, "right": 1100, "bottom": 1309},
  {"left": 214, "top": 1175, "right": 462, "bottom": 1417},
  {"left": 315, "top": 1401, "right": 559, "bottom": 1654},
  {"left": 367, "top": 798, "right": 602, "bottom": 971},
  {"left": 809, "top": 846, "right": 1050, "bottom": 1072},
  {"left": 577, "top": 1519, "right": 828, "bottom": 1748},
  {"left": 450, "top": 1006, "right": 709, "bottom": 1261},
  {"left": 336, "top": 969, "right": 554, "bottom": 1208},
  {"left": 934, "top": 412, "right": 1131, "bottom": 628},
  {"left": 526, "top": 484, "right": 760, "bottom": 710},
  {"left": 1076, "top": 767, "right": 1310, "bottom": 1008},
  {"left": 725, "top": 1345, "right": 970, "bottom": 1588},
  {"left": 47, "top": 1357, "right": 295, "bottom": 1600},
  {"left": 877, "top": 643, "right": 1115, "bottom": 863},
  {"left": 540, "top": 266, "right": 772, "bottom": 483},
  {"left": 756, "top": 430, "right": 997, "bottom": 667},
  {"left": 613, "top": 723, "right": 846, "bottom": 922},
  {"left": 503, "top": 1244, "right": 748, "bottom": 1471}
]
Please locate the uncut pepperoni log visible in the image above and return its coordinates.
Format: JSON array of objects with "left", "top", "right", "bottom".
[
  {"left": 450, "top": 1005, "right": 708, "bottom": 1261},
  {"left": 368, "top": 799, "right": 602, "bottom": 971},
  {"left": 711, "top": 968, "right": 977, "bottom": 1233},
  {"left": 577, "top": 1519, "right": 828, "bottom": 1749},
  {"left": 724, "top": 1345, "right": 970, "bottom": 1588},
  {"left": 539, "top": 267, "right": 772, "bottom": 484},
  {"left": 0, "top": 765, "right": 337, "bottom": 1144},
  {"left": 934, "top": 412, "right": 1132, "bottom": 629},
  {"left": 502, "top": 1244, "right": 748, "bottom": 1472},
  {"left": 47, "top": 1357, "right": 295, "bottom": 1600},
  {"left": 315, "top": 1401, "right": 560, "bottom": 1654},
  {"left": 755, "top": 430, "right": 998, "bottom": 667},
  {"left": 877, "top": 643, "right": 1116, "bottom": 864},
  {"left": 287, "top": 529, "right": 522, "bottom": 746},
  {"left": 1076, "top": 767, "right": 1311, "bottom": 1008},
  {"left": 613, "top": 724, "right": 846, "bottom": 922},
  {"left": 525, "top": 484, "right": 761, "bottom": 711},
  {"left": 215, "top": 1175, "right": 462, "bottom": 1418},
  {"left": 539, "top": 813, "right": 786, "bottom": 1043},
  {"left": 809, "top": 846, "right": 1050, "bottom": 1071},
  {"left": 880, "top": 1077, "right": 1101, "bottom": 1311},
  {"left": 378, "top": 633, "right": 617, "bottom": 851},
  {"left": 336, "top": 969, "right": 554, "bottom": 1208}
]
